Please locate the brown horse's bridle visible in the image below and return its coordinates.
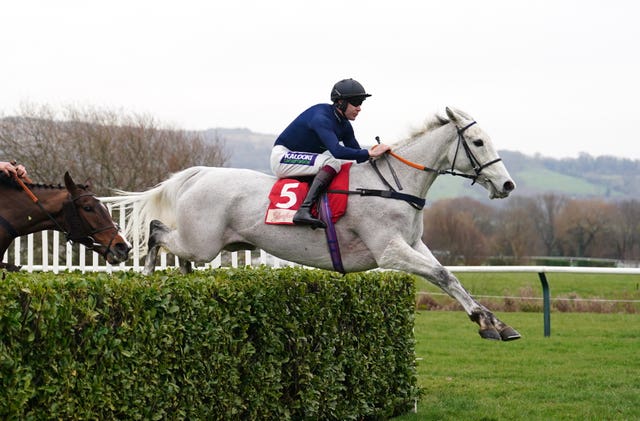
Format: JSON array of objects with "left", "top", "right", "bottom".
[
  {"left": 12, "top": 175, "right": 120, "bottom": 259},
  {"left": 62, "top": 192, "right": 121, "bottom": 255}
]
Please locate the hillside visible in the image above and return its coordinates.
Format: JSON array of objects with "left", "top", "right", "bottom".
[
  {"left": 202, "top": 128, "right": 274, "bottom": 174},
  {"left": 206, "top": 128, "right": 640, "bottom": 202}
]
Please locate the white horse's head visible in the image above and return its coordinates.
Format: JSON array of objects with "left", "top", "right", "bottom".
[{"left": 444, "top": 107, "right": 516, "bottom": 199}]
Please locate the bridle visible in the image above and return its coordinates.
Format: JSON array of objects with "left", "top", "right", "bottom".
[
  {"left": 448, "top": 122, "right": 503, "bottom": 184},
  {"left": 336, "top": 121, "right": 505, "bottom": 211},
  {"left": 386, "top": 121, "right": 503, "bottom": 185},
  {"left": 10, "top": 175, "right": 120, "bottom": 260},
  {"left": 62, "top": 192, "right": 121, "bottom": 258}
]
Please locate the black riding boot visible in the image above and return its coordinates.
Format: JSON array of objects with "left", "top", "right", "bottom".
[{"left": 293, "top": 169, "right": 335, "bottom": 229}]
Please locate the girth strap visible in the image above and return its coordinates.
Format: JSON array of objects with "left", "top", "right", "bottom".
[
  {"left": 318, "top": 193, "right": 345, "bottom": 274},
  {"left": 328, "top": 188, "right": 426, "bottom": 210}
]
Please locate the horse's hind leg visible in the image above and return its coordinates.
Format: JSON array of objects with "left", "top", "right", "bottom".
[
  {"left": 0, "top": 262, "right": 22, "bottom": 272},
  {"left": 144, "top": 219, "right": 169, "bottom": 275},
  {"left": 145, "top": 219, "right": 197, "bottom": 275},
  {"left": 178, "top": 258, "right": 193, "bottom": 274}
]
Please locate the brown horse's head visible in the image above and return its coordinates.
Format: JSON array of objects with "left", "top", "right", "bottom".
[{"left": 63, "top": 172, "right": 131, "bottom": 264}]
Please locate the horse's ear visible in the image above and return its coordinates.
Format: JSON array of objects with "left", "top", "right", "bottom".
[
  {"left": 84, "top": 178, "right": 93, "bottom": 189},
  {"left": 64, "top": 172, "right": 78, "bottom": 194},
  {"left": 445, "top": 107, "right": 459, "bottom": 124}
]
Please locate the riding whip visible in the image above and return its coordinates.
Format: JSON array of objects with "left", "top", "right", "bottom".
[{"left": 10, "top": 161, "right": 67, "bottom": 233}]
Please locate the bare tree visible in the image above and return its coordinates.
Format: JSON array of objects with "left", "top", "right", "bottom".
[
  {"left": 556, "top": 199, "right": 614, "bottom": 257},
  {"left": 0, "top": 104, "right": 229, "bottom": 195},
  {"left": 530, "top": 193, "right": 566, "bottom": 256},
  {"left": 423, "top": 198, "right": 493, "bottom": 265},
  {"left": 602, "top": 199, "right": 640, "bottom": 261},
  {"left": 491, "top": 197, "right": 539, "bottom": 263}
]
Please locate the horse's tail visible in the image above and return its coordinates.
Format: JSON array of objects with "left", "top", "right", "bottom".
[{"left": 110, "top": 166, "right": 206, "bottom": 254}]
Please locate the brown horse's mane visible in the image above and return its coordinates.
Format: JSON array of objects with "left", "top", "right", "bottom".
[{"left": 0, "top": 173, "right": 87, "bottom": 192}]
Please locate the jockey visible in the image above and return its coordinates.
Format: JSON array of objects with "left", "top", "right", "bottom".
[
  {"left": 271, "top": 78, "right": 391, "bottom": 229},
  {"left": 0, "top": 161, "right": 28, "bottom": 179}
]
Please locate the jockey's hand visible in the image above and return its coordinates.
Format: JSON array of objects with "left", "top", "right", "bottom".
[
  {"left": 0, "top": 161, "right": 28, "bottom": 179},
  {"left": 368, "top": 143, "right": 391, "bottom": 158},
  {"left": 15, "top": 164, "right": 28, "bottom": 179}
]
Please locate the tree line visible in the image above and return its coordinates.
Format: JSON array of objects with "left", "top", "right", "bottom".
[
  {"left": 423, "top": 195, "right": 640, "bottom": 265},
  {"left": 0, "top": 104, "right": 228, "bottom": 196}
]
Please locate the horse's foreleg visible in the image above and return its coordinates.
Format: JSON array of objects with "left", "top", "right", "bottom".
[
  {"left": 378, "top": 238, "right": 520, "bottom": 341},
  {"left": 424, "top": 261, "right": 520, "bottom": 340}
]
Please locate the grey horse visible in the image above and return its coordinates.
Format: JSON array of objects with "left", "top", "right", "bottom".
[{"left": 113, "top": 107, "right": 520, "bottom": 341}]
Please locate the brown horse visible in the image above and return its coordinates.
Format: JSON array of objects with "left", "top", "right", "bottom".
[{"left": 0, "top": 172, "right": 131, "bottom": 271}]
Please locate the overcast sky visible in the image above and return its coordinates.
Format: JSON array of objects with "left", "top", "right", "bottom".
[{"left": 2, "top": 1, "right": 639, "bottom": 160}]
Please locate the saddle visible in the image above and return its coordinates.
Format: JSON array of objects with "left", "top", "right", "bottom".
[{"left": 265, "top": 163, "right": 351, "bottom": 225}]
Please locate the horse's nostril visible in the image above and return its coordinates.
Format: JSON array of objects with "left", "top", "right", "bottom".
[
  {"left": 504, "top": 181, "right": 515, "bottom": 192},
  {"left": 115, "top": 242, "right": 130, "bottom": 254}
]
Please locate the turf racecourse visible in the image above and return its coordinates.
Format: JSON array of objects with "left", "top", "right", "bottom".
[{"left": 393, "top": 311, "right": 639, "bottom": 420}]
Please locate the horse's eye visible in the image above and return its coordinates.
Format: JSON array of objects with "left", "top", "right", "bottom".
[
  {"left": 472, "top": 139, "right": 484, "bottom": 147},
  {"left": 83, "top": 206, "right": 93, "bottom": 212}
]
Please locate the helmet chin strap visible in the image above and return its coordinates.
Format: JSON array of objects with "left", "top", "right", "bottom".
[
  {"left": 335, "top": 100, "right": 348, "bottom": 114},
  {"left": 332, "top": 102, "right": 348, "bottom": 120}
]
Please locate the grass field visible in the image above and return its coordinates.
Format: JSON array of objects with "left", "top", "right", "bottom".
[
  {"left": 392, "top": 270, "right": 640, "bottom": 420},
  {"left": 393, "top": 311, "right": 639, "bottom": 420}
]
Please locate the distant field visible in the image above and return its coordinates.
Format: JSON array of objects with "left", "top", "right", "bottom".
[
  {"left": 414, "top": 271, "right": 640, "bottom": 313},
  {"left": 393, "top": 311, "right": 640, "bottom": 420},
  {"left": 426, "top": 167, "right": 609, "bottom": 201},
  {"left": 515, "top": 167, "right": 609, "bottom": 196},
  {"left": 425, "top": 163, "right": 630, "bottom": 201}
]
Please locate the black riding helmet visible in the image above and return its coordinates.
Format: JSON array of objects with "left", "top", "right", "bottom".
[
  {"left": 331, "top": 79, "right": 371, "bottom": 113},
  {"left": 330, "top": 78, "right": 371, "bottom": 102}
]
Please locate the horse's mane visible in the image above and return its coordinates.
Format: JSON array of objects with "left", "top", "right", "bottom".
[
  {"left": 398, "top": 108, "right": 477, "bottom": 145},
  {"left": 409, "top": 113, "right": 450, "bottom": 139},
  {"left": 391, "top": 113, "right": 450, "bottom": 149},
  {"left": 0, "top": 173, "right": 67, "bottom": 191}
]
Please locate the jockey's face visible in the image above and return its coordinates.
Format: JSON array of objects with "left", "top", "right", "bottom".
[{"left": 343, "top": 101, "right": 361, "bottom": 121}]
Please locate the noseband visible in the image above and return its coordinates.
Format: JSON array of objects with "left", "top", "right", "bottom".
[{"left": 448, "top": 122, "right": 503, "bottom": 185}]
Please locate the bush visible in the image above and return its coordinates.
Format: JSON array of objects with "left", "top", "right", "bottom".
[{"left": 0, "top": 267, "right": 418, "bottom": 420}]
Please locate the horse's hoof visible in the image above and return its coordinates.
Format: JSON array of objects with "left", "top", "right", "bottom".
[
  {"left": 1, "top": 263, "right": 22, "bottom": 272},
  {"left": 479, "top": 328, "right": 501, "bottom": 341},
  {"left": 499, "top": 326, "right": 522, "bottom": 341}
]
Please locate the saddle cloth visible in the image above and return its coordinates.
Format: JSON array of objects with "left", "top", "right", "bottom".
[{"left": 265, "top": 163, "right": 351, "bottom": 225}]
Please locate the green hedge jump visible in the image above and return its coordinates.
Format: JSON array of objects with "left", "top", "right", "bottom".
[{"left": 1, "top": 267, "right": 419, "bottom": 420}]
